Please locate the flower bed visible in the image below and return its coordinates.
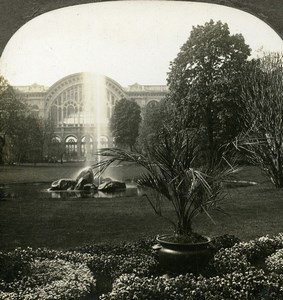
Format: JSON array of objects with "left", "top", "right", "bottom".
[
  {"left": 100, "top": 269, "right": 283, "bottom": 300},
  {"left": 100, "top": 234, "right": 283, "bottom": 300},
  {"left": 77, "top": 238, "right": 160, "bottom": 279},
  {"left": 266, "top": 249, "right": 283, "bottom": 274},
  {"left": 212, "top": 234, "right": 283, "bottom": 274},
  {"left": 1, "top": 234, "right": 283, "bottom": 299},
  {"left": 0, "top": 248, "right": 96, "bottom": 300}
]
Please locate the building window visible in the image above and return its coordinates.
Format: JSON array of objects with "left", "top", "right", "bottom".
[
  {"left": 65, "top": 136, "right": 77, "bottom": 158},
  {"left": 31, "top": 105, "right": 39, "bottom": 118},
  {"left": 81, "top": 136, "right": 94, "bottom": 157},
  {"left": 98, "top": 136, "right": 108, "bottom": 149}
]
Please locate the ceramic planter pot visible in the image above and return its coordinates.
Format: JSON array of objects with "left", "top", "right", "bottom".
[{"left": 156, "top": 234, "right": 213, "bottom": 273}]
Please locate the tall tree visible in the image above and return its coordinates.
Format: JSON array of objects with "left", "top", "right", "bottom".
[
  {"left": 234, "top": 53, "right": 283, "bottom": 188},
  {"left": 167, "top": 20, "right": 251, "bottom": 165},
  {"left": 0, "top": 76, "right": 26, "bottom": 164},
  {"left": 0, "top": 76, "right": 56, "bottom": 164},
  {"left": 110, "top": 98, "right": 141, "bottom": 151}
]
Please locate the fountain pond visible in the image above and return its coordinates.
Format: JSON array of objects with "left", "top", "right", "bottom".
[{"left": 0, "top": 182, "right": 139, "bottom": 200}]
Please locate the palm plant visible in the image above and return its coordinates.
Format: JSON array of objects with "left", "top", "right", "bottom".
[{"left": 93, "top": 126, "right": 235, "bottom": 243}]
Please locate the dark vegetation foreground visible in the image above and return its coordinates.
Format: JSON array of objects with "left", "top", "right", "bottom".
[{"left": 0, "top": 163, "right": 282, "bottom": 251}]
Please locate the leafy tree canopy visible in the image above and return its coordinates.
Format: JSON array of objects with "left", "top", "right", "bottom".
[
  {"left": 235, "top": 52, "right": 283, "bottom": 188},
  {"left": 138, "top": 99, "right": 170, "bottom": 154},
  {"left": 167, "top": 20, "right": 252, "bottom": 164},
  {"left": 0, "top": 76, "right": 26, "bottom": 136},
  {"left": 168, "top": 20, "right": 251, "bottom": 98},
  {"left": 110, "top": 98, "right": 141, "bottom": 151},
  {"left": 0, "top": 76, "right": 56, "bottom": 164},
  {"left": 0, "top": 76, "right": 28, "bottom": 163}
]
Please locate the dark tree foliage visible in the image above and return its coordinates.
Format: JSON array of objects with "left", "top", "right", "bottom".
[
  {"left": 0, "top": 76, "right": 56, "bottom": 164},
  {"left": 234, "top": 53, "right": 283, "bottom": 188},
  {"left": 110, "top": 98, "right": 142, "bottom": 151},
  {"left": 138, "top": 99, "right": 170, "bottom": 153},
  {"left": 0, "top": 76, "right": 27, "bottom": 164},
  {"left": 167, "top": 20, "right": 251, "bottom": 165}
]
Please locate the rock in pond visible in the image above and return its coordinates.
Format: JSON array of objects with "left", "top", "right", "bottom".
[
  {"left": 76, "top": 167, "right": 94, "bottom": 184},
  {"left": 50, "top": 167, "right": 97, "bottom": 191},
  {"left": 98, "top": 181, "right": 126, "bottom": 192},
  {"left": 50, "top": 179, "right": 77, "bottom": 190},
  {"left": 74, "top": 178, "right": 88, "bottom": 190},
  {"left": 83, "top": 183, "right": 98, "bottom": 192}
]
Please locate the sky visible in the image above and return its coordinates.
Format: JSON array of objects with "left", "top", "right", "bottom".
[{"left": 0, "top": 1, "right": 283, "bottom": 87}]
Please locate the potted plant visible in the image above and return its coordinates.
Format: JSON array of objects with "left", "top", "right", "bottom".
[{"left": 92, "top": 126, "right": 235, "bottom": 273}]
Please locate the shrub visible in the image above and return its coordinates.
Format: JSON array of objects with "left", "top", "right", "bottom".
[
  {"left": 76, "top": 238, "right": 160, "bottom": 279},
  {"left": 212, "top": 234, "right": 283, "bottom": 274},
  {"left": 100, "top": 234, "right": 283, "bottom": 300},
  {"left": 88, "top": 253, "right": 159, "bottom": 279},
  {"left": 266, "top": 249, "right": 283, "bottom": 274},
  {"left": 0, "top": 251, "right": 31, "bottom": 283},
  {"left": 212, "top": 234, "right": 241, "bottom": 252},
  {"left": 76, "top": 238, "right": 156, "bottom": 257},
  {"left": 0, "top": 248, "right": 96, "bottom": 300},
  {"left": 100, "top": 270, "right": 283, "bottom": 300},
  {"left": 1, "top": 235, "right": 283, "bottom": 300}
]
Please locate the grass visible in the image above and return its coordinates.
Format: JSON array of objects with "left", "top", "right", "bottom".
[{"left": 0, "top": 163, "right": 282, "bottom": 251}]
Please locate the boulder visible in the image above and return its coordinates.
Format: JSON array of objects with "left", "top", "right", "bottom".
[
  {"left": 74, "top": 179, "right": 98, "bottom": 191},
  {"left": 83, "top": 183, "right": 98, "bottom": 192},
  {"left": 50, "top": 178, "right": 76, "bottom": 190},
  {"left": 74, "top": 177, "right": 88, "bottom": 190},
  {"left": 76, "top": 167, "right": 94, "bottom": 184},
  {"left": 98, "top": 181, "right": 126, "bottom": 192},
  {"left": 93, "top": 176, "right": 102, "bottom": 186}
]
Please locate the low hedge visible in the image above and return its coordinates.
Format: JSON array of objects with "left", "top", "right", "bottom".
[
  {"left": 212, "top": 234, "right": 283, "bottom": 274},
  {"left": 100, "top": 234, "right": 283, "bottom": 300},
  {"left": 76, "top": 238, "right": 160, "bottom": 279},
  {"left": 0, "top": 248, "right": 96, "bottom": 300},
  {"left": 266, "top": 249, "right": 283, "bottom": 274},
  {"left": 100, "top": 269, "right": 283, "bottom": 300},
  {"left": 1, "top": 234, "right": 283, "bottom": 299}
]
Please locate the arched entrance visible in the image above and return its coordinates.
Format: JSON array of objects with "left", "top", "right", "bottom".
[
  {"left": 97, "top": 136, "right": 109, "bottom": 149},
  {"left": 81, "top": 135, "right": 94, "bottom": 158},
  {"left": 65, "top": 136, "right": 78, "bottom": 160}
]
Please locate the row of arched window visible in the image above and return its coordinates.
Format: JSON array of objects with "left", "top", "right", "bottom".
[{"left": 52, "top": 135, "right": 109, "bottom": 157}]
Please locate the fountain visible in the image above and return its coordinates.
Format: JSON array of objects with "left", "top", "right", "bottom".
[
  {"left": 49, "top": 165, "right": 126, "bottom": 195},
  {"left": 50, "top": 167, "right": 95, "bottom": 191},
  {"left": 49, "top": 73, "right": 127, "bottom": 195}
]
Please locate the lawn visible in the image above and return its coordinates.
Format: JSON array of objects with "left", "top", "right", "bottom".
[{"left": 0, "top": 163, "right": 282, "bottom": 251}]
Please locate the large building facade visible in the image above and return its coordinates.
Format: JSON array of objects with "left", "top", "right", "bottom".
[{"left": 15, "top": 72, "right": 168, "bottom": 161}]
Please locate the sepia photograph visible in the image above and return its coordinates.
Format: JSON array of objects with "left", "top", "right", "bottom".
[{"left": 0, "top": 0, "right": 283, "bottom": 299}]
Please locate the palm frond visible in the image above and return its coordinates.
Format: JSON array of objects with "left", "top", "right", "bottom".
[
  {"left": 136, "top": 172, "right": 172, "bottom": 201},
  {"left": 91, "top": 126, "right": 235, "bottom": 236}
]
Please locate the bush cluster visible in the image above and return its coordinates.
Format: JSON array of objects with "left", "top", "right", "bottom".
[
  {"left": 101, "top": 234, "right": 283, "bottom": 300},
  {"left": 0, "top": 248, "right": 95, "bottom": 300},
  {"left": 77, "top": 238, "right": 160, "bottom": 279},
  {"left": 212, "top": 234, "right": 283, "bottom": 274},
  {"left": 211, "top": 234, "right": 241, "bottom": 252},
  {"left": 266, "top": 249, "right": 283, "bottom": 274},
  {"left": 100, "top": 269, "right": 283, "bottom": 300},
  {"left": 76, "top": 237, "right": 155, "bottom": 256},
  {"left": 88, "top": 253, "right": 159, "bottom": 279},
  {"left": 1, "top": 234, "right": 283, "bottom": 300}
]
